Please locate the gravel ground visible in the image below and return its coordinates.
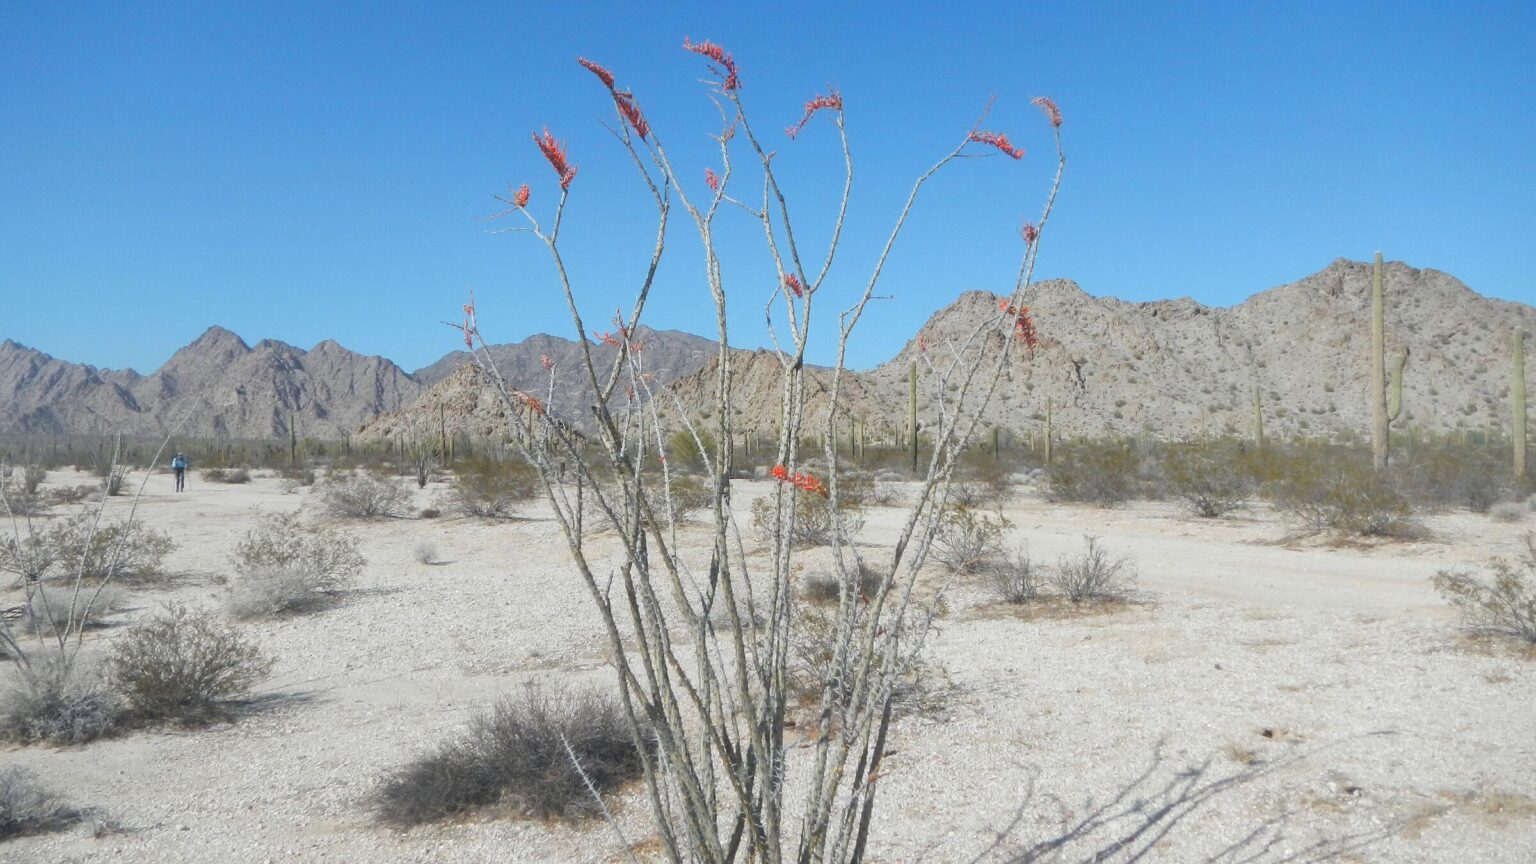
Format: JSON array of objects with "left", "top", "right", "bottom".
[{"left": 3, "top": 470, "right": 1533, "bottom": 862}]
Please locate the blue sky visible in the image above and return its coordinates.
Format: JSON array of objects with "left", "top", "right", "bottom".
[{"left": 2, "top": 1, "right": 1532, "bottom": 374}]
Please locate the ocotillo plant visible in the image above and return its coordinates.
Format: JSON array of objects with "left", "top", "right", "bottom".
[
  {"left": 1044, "top": 396, "right": 1054, "bottom": 464},
  {"left": 1369, "top": 252, "right": 1409, "bottom": 470},
  {"left": 1515, "top": 326, "right": 1528, "bottom": 478},
  {"left": 463, "top": 42, "right": 1065, "bottom": 864}
]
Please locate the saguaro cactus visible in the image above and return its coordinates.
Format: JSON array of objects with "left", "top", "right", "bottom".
[
  {"left": 1369, "top": 252, "right": 1409, "bottom": 470},
  {"left": 1251, "top": 384, "right": 1264, "bottom": 450},
  {"left": 1044, "top": 396, "right": 1054, "bottom": 464},
  {"left": 1515, "top": 326, "right": 1528, "bottom": 478}
]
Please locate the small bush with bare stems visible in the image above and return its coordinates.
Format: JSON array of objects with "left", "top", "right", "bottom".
[
  {"left": 982, "top": 546, "right": 1045, "bottom": 604},
  {"left": 18, "top": 586, "right": 126, "bottom": 636},
  {"left": 226, "top": 512, "right": 363, "bottom": 617},
  {"left": 800, "top": 561, "right": 883, "bottom": 606},
  {"left": 0, "top": 659, "right": 120, "bottom": 746},
  {"left": 202, "top": 467, "right": 251, "bottom": 484},
  {"left": 107, "top": 606, "right": 272, "bottom": 726},
  {"left": 372, "top": 683, "right": 647, "bottom": 827},
  {"left": 931, "top": 505, "right": 1011, "bottom": 574},
  {"left": 318, "top": 471, "right": 411, "bottom": 519},
  {"left": 1051, "top": 536, "right": 1137, "bottom": 603},
  {"left": 450, "top": 455, "right": 539, "bottom": 518},
  {"left": 0, "top": 767, "right": 80, "bottom": 840},
  {"left": 20, "top": 465, "right": 46, "bottom": 495},
  {"left": 1433, "top": 532, "right": 1536, "bottom": 644}
]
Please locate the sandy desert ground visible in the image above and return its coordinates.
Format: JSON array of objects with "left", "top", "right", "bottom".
[{"left": 4, "top": 468, "right": 1535, "bottom": 863}]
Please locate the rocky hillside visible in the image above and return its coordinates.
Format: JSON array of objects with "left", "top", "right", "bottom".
[
  {"left": 0, "top": 327, "right": 424, "bottom": 439},
  {"left": 367, "top": 258, "right": 1534, "bottom": 446},
  {"left": 8, "top": 259, "right": 1531, "bottom": 443}
]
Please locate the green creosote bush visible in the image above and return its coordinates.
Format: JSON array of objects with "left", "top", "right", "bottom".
[
  {"left": 1162, "top": 444, "right": 1254, "bottom": 518},
  {"left": 107, "top": 606, "right": 273, "bottom": 726},
  {"left": 750, "top": 485, "right": 866, "bottom": 548},
  {"left": 0, "top": 660, "right": 120, "bottom": 746},
  {"left": 931, "top": 505, "right": 1011, "bottom": 575},
  {"left": 450, "top": 455, "right": 539, "bottom": 519},
  {"left": 1044, "top": 441, "right": 1141, "bottom": 508},
  {"left": 1433, "top": 532, "right": 1536, "bottom": 644},
  {"left": 0, "top": 512, "right": 174, "bottom": 586},
  {"left": 1267, "top": 454, "right": 1420, "bottom": 538}
]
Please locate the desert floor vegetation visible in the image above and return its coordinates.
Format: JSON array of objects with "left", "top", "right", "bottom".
[{"left": 0, "top": 468, "right": 1532, "bottom": 861}]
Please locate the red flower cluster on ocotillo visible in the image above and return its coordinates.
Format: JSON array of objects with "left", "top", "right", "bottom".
[
  {"left": 968, "top": 130, "right": 1024, "bottom": 159},
  {"left": 998, "top": 299, "right": 1039, "bottom": 348},
  {"left": 511, "top": 183, "right": 530, "bottom": 208},
  {"left": 461, "top": 298, "right": 477, "bottom": 348},
  {"left": 534, "top": 128, "right": 577, "bottom": 190},
  {"left": 577, "top": 57, "right": 650, "bottom": 140},
  {"left": 576, "top": 57, "right": 614, "bottom": 89},
  {"left": 770, "top": 464, "right": 825, "bottom": 496},
  {"left": 917, "top": 333, "right": 928, "bottom": 353},
  {"left": 683, "top": 37, "right": 740, "bottom": 91},
  {"left": 1032, "top": 96, "right": 1062, "bottom": 128},
  {"left": 540, "top": 353, "right": 554, "bottom": 371},
  {"left": 515, "top": 391, "right": 543, "bottom": 414},
  {"left": 705, "top": 168, "right": 719, "bottom": 192},
  {"left": 1020, "top": 221, "right": 1038, "bottom": 245},
  {"left": 783, "top": 273, "right": 805, "bottom": 298},
  {"left": 786, "top": 90, "right": 842, "bottom": 139}
]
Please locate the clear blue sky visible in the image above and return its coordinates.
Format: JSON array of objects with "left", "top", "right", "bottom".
[{"left": 2, "top": 1, "right": 1532, "bottom": 374}]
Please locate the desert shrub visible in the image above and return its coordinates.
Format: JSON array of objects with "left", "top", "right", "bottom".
[
  {"left": 102, "top": 465, "right": 129, "bottom": 497},
  {"left": 1163, "top": 445, "right": 1253, "bottom": 518},
  {"left": 789, "top": 604, "right": 940, "bottom": 719},
  {"left": 203, "top": 467, "right": 250, "bottom": 484},
  {"left": 751, "top": 487, "right": 865, "bottom": 548},
  {"left": 1268, "top": 456, "right": 1419, "bottom": 538},
  {"left": 107, "top": 606, "right": 273, "bottom": 725},
  {"left": 413, "top": 541, "right": 439, "bottom": 565},
  {"left": 800, "top": 561, "right": 882, "bottom": 606},
  {"left": 1491, "top": 502, "right": 1527, "bottom": 524},
  {"left": 21, "top": 465, "right": 46, "bottom": 495},
  {"left": 646, "top": 473, "right": 714, "bottom": 520},
  {"left": 931, "top": 506, "right": 1011, "bottom": 574},
  {"left": 1401, "top": 443, "right": 1511, "bottom": 513},
  {"left": 1433, "top": 533, "right": 1536, "bottom": 644},
  {"left": 45, "top": 484, "right": 95, "bottom": 507},
  {"left": 318, "top": 471, "right": 411, "bottom": 519},
  {"left": 278, "top": 465, "right": 316, "bottom": 486},
  {"left": 0, "top": 484, "right": 46, "bottom": 516},
  {"left": 982, "top": 546, "right": 1044, "bottom": 604},
  {"left": 0, "top": 767, "right": 79, "bottom": 840},
  {"left": 0, "top": 662, "right": 120, "bottom": 746},
  {"left": 19, "top": 586, "right": 126, "bottom": 636},
  {"left": 226, "top": 512, "right": 363, "bottom": 617},
  {"left": 451, "top": 456, "right": 539, "bottom": 519},
  {"left": 1051, "top": 536, "right": 1136, "bottom": 602},
  {"left": 666, "top": 429, "right": 717, "bottom": 475},
  {"left": 372, "top": 684, "right": 647, "bottom": 826},
  {"left": 0, "top": 513, "right": 174, "bottom": 586},
  {"left": 419, "top": 507, "right": 441, "bottom": 519},
  {"left": 1045, "top": 441, "right": 1140, "bottom": 507}
]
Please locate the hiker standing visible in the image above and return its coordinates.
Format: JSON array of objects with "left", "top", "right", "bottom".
[{"left": 171, "top": 452, "right": 188, "bottom": 492}]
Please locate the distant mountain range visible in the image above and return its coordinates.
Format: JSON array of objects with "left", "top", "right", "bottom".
[{"left": 4, "top": 259, "right": 1532, "bottom": 443}]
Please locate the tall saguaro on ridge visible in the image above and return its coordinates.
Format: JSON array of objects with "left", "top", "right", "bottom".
[
  {"left": 1514, "top": 326, "right": 1528, "bottom": 478},
  {"left": 1369, "top": 252, "right": 1408, "bottom": 471}
]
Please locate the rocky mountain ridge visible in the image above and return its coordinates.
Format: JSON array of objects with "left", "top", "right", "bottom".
[{"left": 6, "top": 259, "right": 1531, "bottom": 442}]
